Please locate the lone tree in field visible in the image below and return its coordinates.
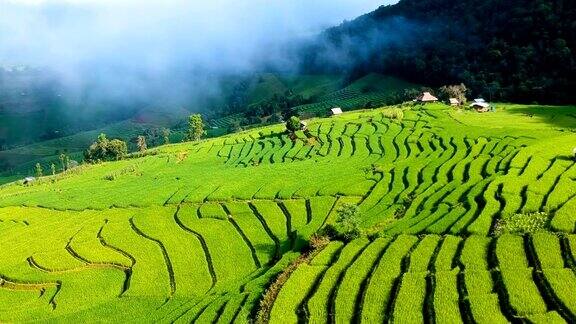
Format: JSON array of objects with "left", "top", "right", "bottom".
[
  {"left": 162, "top": 128, "right": 171, "bottom": 144},
  {"left": 286, "top": 116, "right": 301, "bottom": 133},
  {"left": 50, "top": 163, "right": 56, "bottom": 175},
  {"left": 84, "top": 133, "right": 128, "bottom": 163},
  {"left": 136, "top": 136, "right": 147, "bottom": 152},
  {"left": 336, "top": 203, "right": 362, "bottom": 241},
  {"left": 187, "top": 114, "right": 205, "bottom": 141},
  {"left": 35, "top": 163, "right": 43, "bottom": 178}
]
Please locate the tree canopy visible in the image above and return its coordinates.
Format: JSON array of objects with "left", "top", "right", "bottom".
[
  {"left": 299, "top": 0, "right": 576, "bottom": 104},
  {"left": 84, "top": 133, "right": 128, "bottom": 163},
  {"left": 286, "top": 116, "right": 302, "bottom": 133},
  {"left": 187, "top": 114, "right": 206, "bottom": 142}
]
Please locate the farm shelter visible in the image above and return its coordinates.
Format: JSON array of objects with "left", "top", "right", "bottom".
[
  {"left": 449, "top": 98, "right": 460, "bottom": 106},
  {"left": 23, "top": 176, "right": 35, "bottom": 185},
  {"left": 417, "top": 92, "right": 439, "bottom": 103},
  {"left": 331, "top": 107, "right": 343, "bottom": 116},
  {"left": 470, "top": 99, "right": 491, "bottom": 112}
]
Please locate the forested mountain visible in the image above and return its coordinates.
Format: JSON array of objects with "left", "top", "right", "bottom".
[{"left": 300, "top": 0, "right": 576, "bottom": 103}]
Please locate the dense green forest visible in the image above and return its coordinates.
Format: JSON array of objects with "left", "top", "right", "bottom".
[{"left": 299, "top": 0, "right": 576, "bottom": 104}]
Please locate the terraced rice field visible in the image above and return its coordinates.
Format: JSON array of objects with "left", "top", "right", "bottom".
[
  {"left": 294, "top": 73, "right": 419, "bottom": 115},
  {"left": 209, "top": 114, "right": 246, "bottom": 129},
  {"left": 273, "top": 233, "right": 576, "bottom": 323},
  {"left": 0, "top": 103, "right": 575, "bottom": 322},
  {"left": 294, "top": 90, "right": 393, "bottom": 115}
]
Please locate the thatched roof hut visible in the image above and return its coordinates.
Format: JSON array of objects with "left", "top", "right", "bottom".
[{"left": 417, "top": 92, "right": 439, "bottom": 103}]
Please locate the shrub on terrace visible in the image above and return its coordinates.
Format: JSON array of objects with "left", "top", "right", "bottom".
[
  {"left": 382, "top": 108, "right": 404, "bottom": 122},
  {"left": 286, "top": 116, "right": 302, "bottom": 133},
  {"left": 335, "top": 203, "right": 363, "bottom": 241},
  {"left": 493, "top": 212, "right": 550, "bottom": 236}
]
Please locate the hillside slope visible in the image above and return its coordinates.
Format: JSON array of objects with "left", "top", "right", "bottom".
[
  {"left": 0, "top": 104, "right": 575, "bottom": 322},
  {"left": 300, "top": 0, "right": 576, "bottom": 103}
]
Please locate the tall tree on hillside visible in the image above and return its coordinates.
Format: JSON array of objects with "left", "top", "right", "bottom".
[
  {"left": 35, "top": 163, "right": 43, "bottom": 178},
  {"left": 187, "top": 114, "right": 206, "bottom": 142},
  {"left": 162, "top": 128, "right": 171, "bottom": 144},
  {"left": 50, "top": 163, "right": 56, "bottom": 176},
  {"left": 137, "top": 136, "right": 147, "bottom": 152},
  {"left": 59, "top": 153, "right": 68, "bottom": 172}
]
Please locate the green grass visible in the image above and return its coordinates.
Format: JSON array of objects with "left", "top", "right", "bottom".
[
  {"left": 198, "top": 202, "right": 229, "bottom": 220},
  {"left": 526, "top": 311, "right": 567, "bottom": 324},
  {"left": 294, "top": 73, "right": 420, "bottom": 115},
  {"left": 542, "top": 269, "right": 576, "bottom": 317},
  {"left": 360, "top": 235, "right": 418, "bottom": 323},
  {"left": 390, "top": 272, "right": 428, "bottom": 323},
  {"left": 500, "top": 268, "right": 548, "bottom": 316},
  {"left": 434, "top": 270, "right": 463, "bottom": 324},
  {"left": 532, "top": 232, "right": 565, "bottom": 269},
  {"left": 407, "top": 234, "right": 440, "bottom": 272},
  {"left": 461, "top": 236, "right": 491, "bottom": 270},
  {"left": 306, "top": 238, "right": 369, "bottom": 324},
  {"left": 334, "top": 238, "right": 391, "bottom": 323},
  {"left": 496, "top": 234, "right": 529, "bottom": 270},
  {"left": 434, "top": 236, "right": 462, "bottom": 271},
  {"left": 269, "top": 264, "right": 326, "bottom": 323},
  {"left": 467, "top": 294, "right": 509, "bottom": 324},
  {"left": 310, "top": 241, "right": 344, "bottom": 266}
]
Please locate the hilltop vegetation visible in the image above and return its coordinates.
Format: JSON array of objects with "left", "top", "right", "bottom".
[
  {"left": 301, "top": 0, "right": 576, "bottom": 104},
  {"left": 0, "top": 102, "right": 575, "bottom": 322}
]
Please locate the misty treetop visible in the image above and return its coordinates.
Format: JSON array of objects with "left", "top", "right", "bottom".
[{"left": 299, "top": 0, "right": 576, "bottom": 104}]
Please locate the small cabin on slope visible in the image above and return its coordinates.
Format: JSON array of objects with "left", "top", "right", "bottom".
[
  {"left": 470, "top": 99, "right": 491, "bottom": 112},
  {"left": 331, "top": 107, "right": 343, "bottom": 116},
  {"left": 23, "top": 177, "right": 36, "bottom": 185},
  {"left": 417, "top": 92, "right": 439, "bottom": 103},
  {"left": 449, "top": 98, "right": 461, "bottom": 106}
]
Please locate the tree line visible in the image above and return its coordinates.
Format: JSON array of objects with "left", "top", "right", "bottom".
[{"left": 31, "top": 114, "right": 207, "bottom": 179}]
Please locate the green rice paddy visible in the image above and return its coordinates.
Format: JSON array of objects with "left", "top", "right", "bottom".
[{"left": 0, "top": 103, "right": 575, "bottom": 322}]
